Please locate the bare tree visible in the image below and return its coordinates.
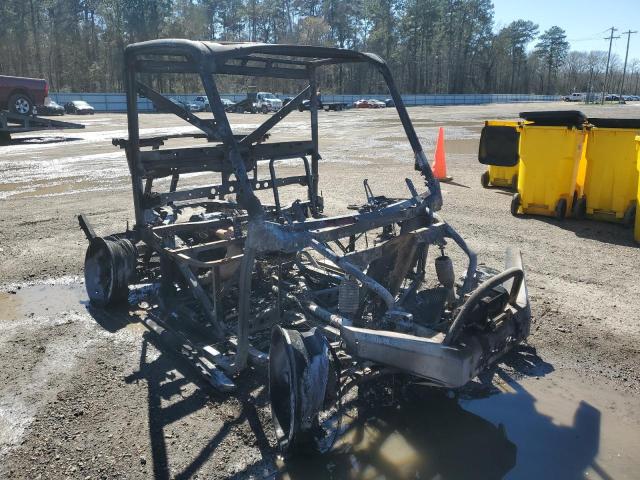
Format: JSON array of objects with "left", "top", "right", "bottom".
[{"left": 0, "top": 0, "right": 635, "bottom": 96}]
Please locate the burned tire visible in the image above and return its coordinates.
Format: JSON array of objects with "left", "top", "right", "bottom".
[
  {"left": 623, "top": 203, "right": 636, "bottom": 228},
  {"left": 480, "top": 171, "right": 490, "bottom": 188},
  {"left": 269, "top": 325, "right": 332, "bottom": 454},
  {"left": 8, "top": 92, "right": 34, "bottom": 115},
  {"left": 84, "top": 236, "right": 137, "bottom": 307},
  {"left": 510, "top": 192, "right": 521, "bottom": 216},
  {"left": 554, "top": 198, "right": 567, "bottom": 220}
]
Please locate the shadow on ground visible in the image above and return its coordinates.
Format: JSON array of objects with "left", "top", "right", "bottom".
[
  {"left": 123, "top": 335, "right": 274, "bottom": 480},
  {"left": 89, "top": 302, "right": 608, "bottom": 480},
  {"left": 485, "top": 187, "right": 637, "bottom": 247},
  {"left": 519, "top": 215, "right": 637, "bottom": 247}
]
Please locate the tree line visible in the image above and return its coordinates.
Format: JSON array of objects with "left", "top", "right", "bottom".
[{"left": 1, "top": 0, "right": 639, "bottom": 96}]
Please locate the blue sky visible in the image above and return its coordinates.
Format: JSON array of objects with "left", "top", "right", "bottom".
[{"left": 492, "top": 0, "right": 640, "bottom": 62}]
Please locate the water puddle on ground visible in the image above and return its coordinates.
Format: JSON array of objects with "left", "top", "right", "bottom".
[
  {"left": 0, "top": 281, "right": 87, "bottom": 322},
  {"left": 278, "top": 369, "right": 640, "bottom": 480},
  {"left": 0, "top": 281, "right": 148, "bottom": 336},
  {"left": 443, "top": 137, "right": 478, "bottom": 155}
]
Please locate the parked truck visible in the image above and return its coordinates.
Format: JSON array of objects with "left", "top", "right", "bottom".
[
  {"left": 298, "top": 94, "right": 348, "bottom": 111},
  {"left": 0, "top": 76, "right": 84, "bottom": 143},
  {"left": 233, "top": 90, "right": 283, "bottom": 113},
  {"left": 0, "top": 75, "right": 49, "bottom": 114},
  {"left": 254, "top": 91, "right": 283, "bottom": 113},
  {"left": 562, "top": 92, "right": 591, "bottom": 102}
]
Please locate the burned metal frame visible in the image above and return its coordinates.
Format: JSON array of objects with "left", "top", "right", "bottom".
[
  {"left": 115, "top": 39, "right": 446, "bottom": 365},
  {"left": 81, "top": 40, "right": 531, "bottom": 445}
]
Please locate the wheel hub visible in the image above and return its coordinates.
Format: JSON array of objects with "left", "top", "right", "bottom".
[{"left": 15, "top": 98, "right": 30, "bottom": 114}]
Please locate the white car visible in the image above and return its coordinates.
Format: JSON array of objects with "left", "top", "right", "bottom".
[{"left": 368, "top": 99, "right": 387, "bottom": 108}]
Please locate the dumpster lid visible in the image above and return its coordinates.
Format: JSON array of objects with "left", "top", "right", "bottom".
[
  {"left": 519, "top": 110, "right": 587, "bottom": 127},
  {"left": 478, "top": 125, "right": 519, "bottom": 167},
  {"left": 588, "top": 118, "right": 640, "bottom": 129}
]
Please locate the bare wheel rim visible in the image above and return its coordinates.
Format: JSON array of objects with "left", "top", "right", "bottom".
[{"left": 15, "top": 98, "right": 30, "bottom": 114}]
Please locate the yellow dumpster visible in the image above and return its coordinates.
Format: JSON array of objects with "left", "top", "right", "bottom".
[
  {"left": 511, "top": 111, "right": 588, "bottom": 219},
  {"left": 574, "top": 118, "right": 640, "bottom": 225},
  {"left": 483, "top": 165, "right": 519, "bottom": 189},
  {"left": 635, "top": 136, "right": 640, "bottom": 243},
  {"left": 478, "top": 120, "right": 520, "bottom": 190}
]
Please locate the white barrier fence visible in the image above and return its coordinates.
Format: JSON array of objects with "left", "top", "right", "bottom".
[{"left": 48, "top": 92, "right": 561, "bottom": 112}]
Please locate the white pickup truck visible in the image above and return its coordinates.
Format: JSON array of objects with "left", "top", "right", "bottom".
[
  {"left": 563, "top": 92, "right": 586, "bottom": 102},
  {"left": 255, "top": 92, "right": 283, "bottom": 113}
]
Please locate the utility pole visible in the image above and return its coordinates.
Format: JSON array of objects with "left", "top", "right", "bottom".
[
  {"left": 619, "top": 30, "right": 637, "bottom": 102},
  {"left": 601, "top": 26, "right": 619, "bottom": 104}
]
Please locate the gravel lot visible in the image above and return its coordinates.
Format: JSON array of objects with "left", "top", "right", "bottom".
[{"left": 1, "top": 102, "right": 639, "bottom": 479}]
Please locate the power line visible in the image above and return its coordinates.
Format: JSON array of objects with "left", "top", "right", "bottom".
[
  {"left": 619, "top": 30, "right": 637, "bottom": 102},
  {"left": 567, "top": 28, "right": 616, "bottom": 43},
  {"left": 567, "top": 33, "right": 609, "bottom": 42},
  {"left": 601, "top": 27, "right": 620, "bottom": 104}
]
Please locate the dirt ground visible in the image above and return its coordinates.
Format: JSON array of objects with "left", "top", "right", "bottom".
[{"left": 1, "top": 102, "right": 639, "bottom": 479}]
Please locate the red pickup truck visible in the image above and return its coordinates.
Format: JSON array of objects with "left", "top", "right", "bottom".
[{"left": 0, "top": 75, "right": 49, "bottom": 115}]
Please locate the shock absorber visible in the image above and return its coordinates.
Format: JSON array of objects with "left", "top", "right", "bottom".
[{"left": 435, "top": 249, "right": 455, "bottom": 304}]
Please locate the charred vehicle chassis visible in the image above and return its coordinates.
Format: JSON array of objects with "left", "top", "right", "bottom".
[{"left": 79, "top": 39, "right": 531, "bottom": 452}]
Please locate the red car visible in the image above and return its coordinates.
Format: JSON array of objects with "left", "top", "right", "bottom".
[
  {"left": 353, "top": 98, "right": 386, "bottom": 109},
  {"left": 0, "top": 75, "right": 48, "bottom": 115},
  {"left": 353, "top": 99, "right": 372, "bottom": 108}
]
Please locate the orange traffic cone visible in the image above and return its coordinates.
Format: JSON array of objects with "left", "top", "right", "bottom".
[{"left": 432, "top": 127, "right": 452, "bottom": 182}]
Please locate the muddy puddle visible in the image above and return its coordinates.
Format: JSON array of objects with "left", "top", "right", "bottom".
[
  {"left": 279, "top": 369, "right": 640, "bottom": 480},
  {"left": 0, "top": 280, "right": 87, "bottom": 322},
  {"left": 0, "top": 280, "right": 149, "bottom": 335},
  {"left": 443, "top": 137, "right": 478, "bottom": 155},
  {"left": 0, "top": 281, "right": 638, "bottom": 479}
]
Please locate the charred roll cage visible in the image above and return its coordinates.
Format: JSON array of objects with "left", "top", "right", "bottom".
[{"left": 78, "top": 39, "right": 531, "bottom": 452}]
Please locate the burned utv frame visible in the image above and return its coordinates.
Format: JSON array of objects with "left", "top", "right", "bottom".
[{"left": 79, "top": 39, "right": 531, "bottom": 452}]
